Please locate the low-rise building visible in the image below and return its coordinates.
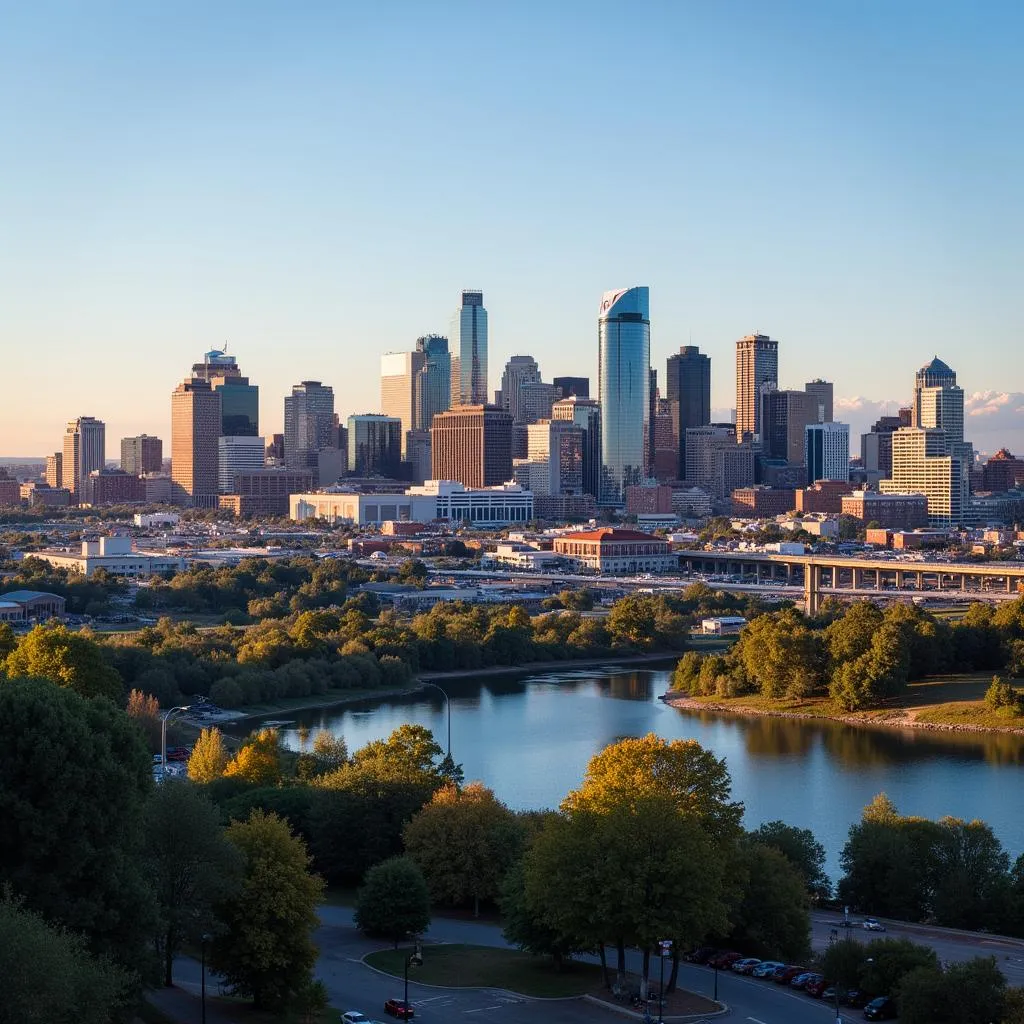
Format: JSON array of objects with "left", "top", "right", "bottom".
[
  {"left": 0, "top": 590, "right": 66, "bottom": 621},
  {"left": 841, "top": 490, "right": 929, "bottom": 530},
  {"left": 795, "top": 480, "right": 855, "bottom": 514},
  {"left": 81, "top": 469, "right": 146, "bottom": 506},
  {"left": 701, "top": 616, "right": 747, "bottom": 635},
  {"left": 625, "top": 484, "right": 673, "bottom": 515},
  {"left": 489, "top": 542, "right": 562, "bottom": 570},
  {"left": 33, "top": 536, "right": 186, "bottom": 578},
  {"left": 134, "top": 512, "right": 181, "bottom": 528},
  {"left": 552, "top": 528, "right": 676, "bottom": 574},
  {"left": 732, "top": 486, "right": 796, "bottom": 517},
  {"left": 220, "top": 468, "right": 314, "bottom": 517},
  {"left": 20, "top": 483, "right": 71, "bottom": 507}
]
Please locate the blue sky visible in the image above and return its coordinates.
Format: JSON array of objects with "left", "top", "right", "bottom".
[{"left": 2, "top": 1, "right": 1022, "bottom": 457}]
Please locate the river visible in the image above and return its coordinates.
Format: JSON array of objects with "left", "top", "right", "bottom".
[{"left": 259, "top": 665, "right": 1024, "bottom": 880}]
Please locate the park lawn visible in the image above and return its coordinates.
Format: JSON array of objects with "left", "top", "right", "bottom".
[
  {"left": 913, "top": 701, "right": 1024, "bottom": 730},
  {"left": 364, "top": 944, "right": 605, "bottom": 997}
]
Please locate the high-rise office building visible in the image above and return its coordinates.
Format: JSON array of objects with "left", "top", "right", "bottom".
[
  {"left": 684, "top": 424, "right": 739, "bottom": 491},
  {"left": 805, "top": 422, "right": 850, "bottom": 483},
  {"left": 62, "top": 417, "right": 106, "bottom": 496},
  {"left": 598, "top": 286, "right": 651, "bottom": 505},
  {"left": 450, "top": 290, "right": 488, "bottom": 406},
  {"left": 192, "top": 349, "right": 259, "bottom": 436},
  {"left": 284, "top": 381, "right": 336, "bottom": 476},
  {"left": 524, "top": 419, "right": 584, "bottom": 496},
  {"left": 735, "top": 334, "right": 779, "bottom": 442},
  {"left": 761, "top": 389, "right": 818, "bottom": 465},
  {"left": 665, "top": 346, "right": 711, "bottom": 479},
  {"left": 405, "top": 429, "right": 433, "bottom": 484},
  {"left": 381, "top": 350, "right": 426, "bottom": 454},
  {"left": 45, "top": 452, "right": 62, "bottom": 488},
  {"left": 347, "top": 414, "right": 403, "bottom": 477},
  {"left": 171, "top": 379, "right": 221, "bottom": 507},
  {"left": 431, "top": 405, "right": 512, "bottom": 488},
  {"left": 861, "top": 412, "right": 910, "bottom": 479},
  {"left": 805, "top": 379, "right": 834, "bottom": 423},
  {"left": 881, "top": 427, "right": 968, "bottom": 527},
  {"left": 120, "top": 434, "right": 163, "bottom": 476},
  {"left": 552, "top": 396, "right": 601, "bottom": 498},
  {"left": 912, "top": 356, "right": 958, "bottom": 428},
  {"left": 499, "top": 356, "right": 541, "bottom": 421},
  {"left": 553, "top": 376, "right": 589, "bottom": 399},
  {"left": 413, "top": 335, "right": 451, "bottom": 430},
  {"left": 218, "top": 435, "right": 266, "bottom": 493}
]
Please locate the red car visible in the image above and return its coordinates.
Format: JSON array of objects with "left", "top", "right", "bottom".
[
  {"left": 708, "top": 951, "right": 743, "bottom": 970},
  {"left": 384, "top": 999, "right": 414, "bottom": 1020},
  {"left": 805, "top": 976, "right": 829, "bottom": 998},
  {"left": 775, "top": 965, "right": 808, "bottom": 985}
]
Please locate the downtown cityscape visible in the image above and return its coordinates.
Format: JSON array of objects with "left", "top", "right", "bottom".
[{"left": 2, "top": 4, "right": 1024, "bottom": 1024}]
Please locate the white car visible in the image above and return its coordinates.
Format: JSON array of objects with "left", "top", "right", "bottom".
[
  {"left": 862, "top": 917, "right": 886, "bottom": 931},
  {"left": 342, "top": 1013, "right": 370, "bottom": 1024}
]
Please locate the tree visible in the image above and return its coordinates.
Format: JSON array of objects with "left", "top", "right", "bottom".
[
  {"left": 859, "top": 937, "right": 939, "bottom": 999},
  {"left": 0, "top": 621, "right": 17, "bottom": 661},
  {"left": 144, "top": 781, "right": 242, "bottom": 986},
  {"left": 5, "top": 625, "right": 122, "bottom": 700},
  {"left": 348, "top": 724, "right": 448, "bottom": 788},
  {"left": 224, "top": 727, "right": 282, "bottom": 786},
  {"left": 931, "top": 817, "right": 1010, "bottom": 931},
  {"left": 749, "top": 820, "right": 831, "bottom": 901},
  {"left": 731, "top": 609, "right": 825, "bottom": 699},
  {"left": 899, "top": 958, "right": 1006, "bottom": 1024},
  {"left": 403, "top": 782, "right": 524, "bottom": 916},
  {"left": 311, "top": 729, "right": 348, "bottom": 770},
  {"left": 0, "top": 891, "right": 134, "bottom": 1024},
  {"left": 126, "top": 687, "right": 162, "bottom": 750},
  {"left": 211, "top": 810, "right": 324, "bottom": 1012},
  {"left": 728, "top": 842, "right": 811, "bottom": 961},
  {"left": 819, "top": 937, "right": 870, "bottom": 994},
  {"left": 354, "top": 856, "right": 431, "bottom": 947},
  {"left": 0, "top": 678, "right": 156, "bottom": 973},
  {"left": 187, "top": 726, "right": 230, "bottom": 783},
  {"left": 606, "top": 595, "right": 660, "bottom": 649}
]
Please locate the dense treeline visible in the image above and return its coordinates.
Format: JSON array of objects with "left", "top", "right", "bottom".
[{"left": 673, "top": 598, "right": 1024, "bottom": 710}]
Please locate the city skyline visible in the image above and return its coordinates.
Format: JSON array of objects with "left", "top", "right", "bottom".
[{"left": 3, "top": 3, "right": 1021, "bottom": 456}]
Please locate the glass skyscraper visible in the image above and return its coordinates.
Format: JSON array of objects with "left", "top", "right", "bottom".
[
  {"left": 665, "top": 346, "right": 711, "bottom": 480},
  {"left": 450, "top": 290, "right": 488, "bottom": 406},
  {"left": 414, "top": 334, "right": 451, "bottom": 430},
  {"left": 598, "top": 287, "right": 650, "bottom": 505}
]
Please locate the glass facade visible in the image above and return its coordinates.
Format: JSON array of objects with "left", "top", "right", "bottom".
[
  {"left": 598, "top": 287, "right": 650, "bottom": 505},
  {"left": 218, "top": 382, "right": 259, "bottom": 436},
  {"left": 414, "top": 334, "right": 451, "bottom": 430},
  {"left": 451, "top": 291, "right": 488, "bottom": 405},
  {"left": 284, "top": 381, "right": 336, "bottom": 473},
  {"left": 347, "top": 414, "right": 402, "bottom": 477}
]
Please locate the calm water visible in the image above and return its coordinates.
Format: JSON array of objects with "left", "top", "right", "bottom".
[{"left": 249, "top": 667, "right": 1024, "bottom": 880}]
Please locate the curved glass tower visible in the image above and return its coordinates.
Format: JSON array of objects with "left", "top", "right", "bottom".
[{"left": 598, "top": 286, "right": 650, "bottom": 505}]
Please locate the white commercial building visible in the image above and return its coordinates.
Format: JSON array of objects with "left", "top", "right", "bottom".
[
  {"left": 290, "top": 480, "right": 533, "bottom": 528},
  {"left": 34, "top": 536, "right": 186, "bottom": 578},
  {"left": 134, "top": 512, "right": 181, "bottom": 528},
  {"left": 880, "top": 427, "right": 969, "bottom": 527},
  {"left": 489, "top": 542, "right": 562, "bottom": 570},
  {"left": 218, "top": 435, "right": 266, "bottom": 493},
  {"left": 805, "top": 422, "right": 850, "bottom": 483}
]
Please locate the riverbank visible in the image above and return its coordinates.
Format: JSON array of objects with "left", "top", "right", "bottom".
[{"left": 662, "top": 674, "right": 1024, "bottom": 737}]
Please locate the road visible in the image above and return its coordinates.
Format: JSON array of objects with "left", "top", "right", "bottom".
[{"left": 169, "top": 907, "right": 1024, "bottom": 1024}]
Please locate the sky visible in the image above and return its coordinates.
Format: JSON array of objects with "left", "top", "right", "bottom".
[{"left": 2, "top": 0, "right": 1023, "bottom": 458}]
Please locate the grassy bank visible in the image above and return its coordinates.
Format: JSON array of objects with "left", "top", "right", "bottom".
[{"left": 667, "top": 673, "right": 1024, "bottom": 735}]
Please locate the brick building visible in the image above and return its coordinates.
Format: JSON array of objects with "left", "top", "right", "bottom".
[
  {"left": 795, "top": 480, "right": 855, "bottom": 514},
  {"left": 553, "top": 528, "right": 676, "bottom": 574},
  {"left": 841, "top": 490, "right": 929, "bottom": 529},
  {"left": 731, "top": 486, "right": 796, "bottom": 517}
]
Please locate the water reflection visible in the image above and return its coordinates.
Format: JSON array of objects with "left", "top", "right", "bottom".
[{"left": 232, "top": 667, "right": 1024, "bottom": 877}]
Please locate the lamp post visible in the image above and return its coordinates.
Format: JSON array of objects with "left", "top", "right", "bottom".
[
  {"left": 657, "top": 940, "right": 672, "bottom": 1023},
  {"left": 201, "top": 933, "right": 211, "bottom": 1024},
  {"left": 420, "top": 682, "right": 451, "bottom": 758},
  {"left": 713, "top": 963, "right": 719, "bottom": 1001},
  {"left": 160, "top": 704, "right": 193, "bottom": 782},
  {"left": 404, "top": 942, "right": 423, "bottom": 1014}
]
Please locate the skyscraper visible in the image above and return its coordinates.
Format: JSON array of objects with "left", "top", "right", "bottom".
[
  {"left": 524, "top": 419, "right": 584, "bottom": 495},
  {"left": 881, "top": 427, "right": 968, "bottom": 527},
  {"left": 380, "top": 350, "right": 426, "bottom": 454},
  {"left": 598, "top": 286, "right": 650, "bottom": 505},
  {"left": 192, "top": 350, "right": 259, "bottom": 436},
  {"left": 805, "top": 422, "right": 850, "bottom": 483},
  {"left": 805, "top": 379, "right": 834, "bottom": 423},
  {"left": 120, "top": 434, "right": 163, "bottom": 476},
  {"left": 171, "top": 379, "right": 221, "bottom": 506},
  {"left": 413, "top": 334, "right": 451, "bottom": 430},
  {"left": 553, "top": 376, "right": 589, "bottom": 399},
  {"left": 761, "top": 389, "right": 818, "bottom": 465},
  {"left": 284, "top": 381, "right": 336, "bottom": 477},
  {"left": 347, "top": 414, "right": 403, "bottom": 477},
  {"left": 735, "top": 333, "right": 779, "bottom": 442},
  {"left": 45, "top": 452, "right": 62, "bottom": 488},
  {"left": 62, "top": 417, "right": 106, "bottom": 496},
  {"left": 665, "top": 346, "right": 711, "bottom": 479},
  {"left": 218, "top": 436, "right": 266, "bottom": 493},
  {"left": 450, "top": 290, "right": 488, "bottom": 406},
  {"left": 431, "top": 405, "right": 512, "bottom": 488},
  {"left": 552, "top": 396, "right": 601, "bottom": 498},
  {"left": 499, "top": 356, "right": 541, "bottom": 421},
  {"left": 912, "top": 357, "right": 958, "bottom": 428}
]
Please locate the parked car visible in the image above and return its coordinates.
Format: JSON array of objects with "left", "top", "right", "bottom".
[
  {"left": 805, "top": 976, "right": 829, "bottom": 998},
  {"left": 342, "top": 1014, "right": 370, "bottom": 1024},
  {"left": 844, "top": 989, "right": 870, "bottom": 1008},
  {"left": 790, "top": 971, "right": 818, "bottom": 990},
  {"left": 775, "top": 965, "right": 809, "bottom": 985},
  {"left": 685, "top": 946, "right": 717, "bottom": 964},
  {"left": 708, "top": 951, "right": 743, "bottom": 970},
  {"left": 731, "top": 958, "right": 762, "bottom": 975},
  {"left": 752, "top": 961, "right": 784, "bottom": 978},
  {"left": 862, "top": 917, "right": 886, "bottom": 931},
  {"left": 384, "top": 1000, "right": 414, "bottom": 1020},
  {"left": 863, "top": 995, "right": 897, "bottom": 1020}
]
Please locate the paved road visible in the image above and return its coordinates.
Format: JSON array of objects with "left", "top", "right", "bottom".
[{"left": 169, "top": 907, "right": 1024, "bottom": 1024}]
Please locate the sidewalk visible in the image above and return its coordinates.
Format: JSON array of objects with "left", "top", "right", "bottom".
[{"left": 142, "top": 972, "right": 244, "bottom": 1024}]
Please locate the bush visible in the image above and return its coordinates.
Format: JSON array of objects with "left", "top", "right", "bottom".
[{"left": 209, "top": 678, "right": 245, "bottom": 708}]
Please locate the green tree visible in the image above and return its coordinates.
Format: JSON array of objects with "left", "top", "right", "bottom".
[
  {"left": 859, "top": 937, "right": 939, "bottom": 999},
  {"left": 403, "top": 782, "right": 524, "bottom": 916},
  {"left": 731, "top": 609, "right": 825, "bottom": 699},
  {"left": 144, "top": 781, "right": 242, "bottom": 986},
  {"left": 5, "top": 625, "right": 122, "bottom": 700},
  {"left": 819, "top": 936, "right": 870, "bottom": 994},
  {"left": 931, "top": 817, "right": 1010, "bottom": 931},
  {"left": 749, "top": 820, "right": 831, "bottom": 901},
  {"left": 348, "top": 723, "right": 448, "bottom": 788},
  {"left": 606, "top": 595, "right": 660, "bottom": 649},
  {"left": 899, "top": 958, "right": 1006, "bottom": 1024},
  {"left": 0, "top": 621, "right": 16, "bottom": 661},
  {"left": 0, "top": 891, "right": 134, "bottom": 1024},
  {"left": 354, "top": 855, "right": 431, "bottom": 947},
  {"left": 211, "top": 810, "right": 324, "bottom": 1012},
  {"left": 187, "top": 726, "right": 230, "bottom": 783},
  {"left": 727, "top": 842, "right": 811, "bottom": 961},
  {"left": 0, "top": 679, "right": 156, "bottom": 973}
]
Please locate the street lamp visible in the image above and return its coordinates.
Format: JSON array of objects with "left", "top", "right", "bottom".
[
  {"left": 160, "top": 704, "right": 193, "bottom": 782},
  {"left": 404, "top": 941, "right": 423, "bottom": 1014},
  {"left": 420, "top": 682, "right": 451, "bottom": 758},
  {"left": 201, "top": 932, "right": 211, "bottom": 1024},
  {"left": 657, "top": 940, "right": 672, "bottom": 1023}
]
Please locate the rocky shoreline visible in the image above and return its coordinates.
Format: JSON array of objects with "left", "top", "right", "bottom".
[{"left": 661, "top": 691, "right": 1024, "bottom": 738}]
